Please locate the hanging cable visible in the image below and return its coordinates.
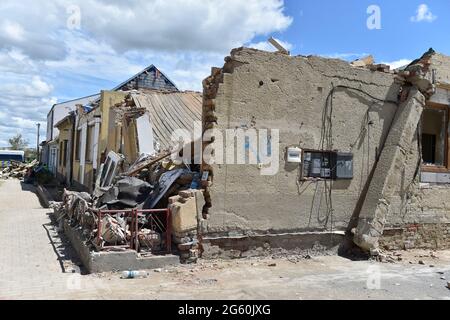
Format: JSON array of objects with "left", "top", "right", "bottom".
[{"left": 318, "top": 84, "right": 399, "bottom": 231}]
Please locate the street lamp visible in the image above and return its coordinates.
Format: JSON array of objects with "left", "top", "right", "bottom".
[{"left": 36, "top": 123, "right": 40, "bottom": 162}]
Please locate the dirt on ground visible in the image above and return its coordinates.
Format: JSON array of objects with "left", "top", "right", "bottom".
[{"left": 1, "top": 178, "right": 450, "bottom": 300}]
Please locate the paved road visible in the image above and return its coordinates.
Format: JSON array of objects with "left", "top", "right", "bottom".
[
  {"left": 0, "top": 179, "right": 84, "bottom": 299},
  {"left": 0, "top": 179, "right": 450, "bottom": 300}
]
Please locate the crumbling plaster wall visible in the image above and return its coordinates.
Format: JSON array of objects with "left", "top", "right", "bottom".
[
  {"left": 430, "top": 53, "right": 450, "bottom": 86},
  {"left": 202, "top": 48, "right": 403, "bottom": 237},
  {"left": 353, "top": 88, "right": 425, "bottom": 251},
  {"left": 99, "top": 90, "right": 128, "bottom": 163},
  {"left": 377, "top": 53, "right": 450, "bottom": 250}
]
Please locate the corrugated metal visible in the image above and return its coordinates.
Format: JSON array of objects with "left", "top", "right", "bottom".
[{"left": 131, "top": 91, "right": 202, "bottom": 150}]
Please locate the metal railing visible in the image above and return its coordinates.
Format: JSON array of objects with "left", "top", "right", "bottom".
[
  {"left": 95, "top": 208, "right": 171, "bottom": 254},
  {"left": 135, "top": 209, "right": 172, "bottom": 254}
]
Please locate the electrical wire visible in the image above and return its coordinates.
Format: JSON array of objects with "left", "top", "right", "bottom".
[{"left": 317, "top": 84, "right": 399, "bottom": 231}]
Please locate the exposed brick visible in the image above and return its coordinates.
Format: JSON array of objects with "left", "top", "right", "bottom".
[{"left": 380, "top": 223, "right": 450, "bottom": 250}]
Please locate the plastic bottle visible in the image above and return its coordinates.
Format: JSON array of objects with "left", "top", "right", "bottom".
[{"left": 121, "top": 270, "right": 149, "bottom": 279}]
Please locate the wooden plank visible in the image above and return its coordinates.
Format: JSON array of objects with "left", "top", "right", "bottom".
[{"left": 124, "top": 152, "right": 172, "bottom": 176}]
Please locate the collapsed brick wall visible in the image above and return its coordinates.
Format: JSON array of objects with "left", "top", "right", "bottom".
[
  {"left": 201, "top": 60, "right": 239, "bottom": 221},
  {"left": 201, "top": 67, "right": 224, "bottom": 219}
]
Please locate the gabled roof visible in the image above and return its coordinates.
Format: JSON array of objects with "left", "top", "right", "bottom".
[
  {"left": 51, "top": 65, "right": 180, "bottom": 120},
  {"left": 112, "top": 65, "right": 179, "bottom": 92}
]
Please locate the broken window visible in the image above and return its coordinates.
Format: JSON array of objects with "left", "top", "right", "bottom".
[{"left": 421, "top": 105, "right": 448, "bottom": 169}]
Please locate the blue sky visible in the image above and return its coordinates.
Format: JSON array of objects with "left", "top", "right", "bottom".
[
  {"left": 277, "top": 0, "right": 450, "bottom": 61},
  {"left": 0, "top": 0, "right": 448, "bottom": 147}
]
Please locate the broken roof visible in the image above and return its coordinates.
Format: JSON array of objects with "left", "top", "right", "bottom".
[
  {"left": 112, "top": 65, "right": 178, "bottom": 92},
  {"left": 129, "top": 91, "right": 202, "bottom": 150},
  {"left": 53, "top": 112, "right": 75, "bottom": 129},
  {"left": 47, "top": 93, "right": 100, "bottom": 118}
]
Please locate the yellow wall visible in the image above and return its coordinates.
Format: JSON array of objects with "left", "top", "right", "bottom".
[
  {"left": 98, "top": 90, "right": 127, "bottom": 166},
  {"left": 122, "top": 118, "right": 139, "bottom": 166},
  {"left": 72, "top": 107, "right": 96, "bottom": 191},
  {"left": 55, "top": 119, "right": 72, "bottom": 178},
  {"left": 70, "top": 90, "right": 127, "bottom": 191}
]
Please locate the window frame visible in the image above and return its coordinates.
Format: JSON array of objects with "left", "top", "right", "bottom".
[{"left": 421, "top": 102, "right": 450, "bottom": 173}]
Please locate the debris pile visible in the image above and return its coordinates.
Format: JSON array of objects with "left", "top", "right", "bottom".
[
  {"left": 0, "top": 160, "right": 43, "bottom": 180},
  {"left": 350, "top": 55, "right": 392, "bottom": 73},
  {"left": 350, "top": 50, "right": 438, "bottom": 99},
  {"left": 56, "top": 150, "right": 205, "bottom": 261}
]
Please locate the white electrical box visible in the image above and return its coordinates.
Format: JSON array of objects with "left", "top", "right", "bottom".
[{"left": 287, "top": 147, "right": 302, "bottom": 163}]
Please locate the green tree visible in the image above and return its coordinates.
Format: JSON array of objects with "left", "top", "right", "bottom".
[
  {"left": 24, "top": 148, "right": 37, "bottom": 162},
  {"left": 8, "top": 134, "right": 29, "bottom": 150}
]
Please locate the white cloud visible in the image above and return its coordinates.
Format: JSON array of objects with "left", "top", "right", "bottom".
[
  {"left": 410, "top": 4, "right": 437, "bottom": 23},
  {"left": 0, "top": 0, "right": 293, "bottom": 147},
  {"left": 0, "top": 0, "right": 292, "bottom": 59},
  {"left": 380, "top": 59, "right": 412, "bottom": 70},
  {"left": 319, "top": 53, "right": 370, "bottom": 61},
  {"left": 0, "top": 76, "right": 56, "bottom": 148},
  {"left": 45, "top": 31, "right": 144, "bottom": 81},
  {"left": 248, "top": 38, "right": 293, "bottom": 52},
  {"left": 2, "top": 20, "right": 25, "bottom": 41},
  {"left": 0, "top": 49, "right": 38, "bottom": 74},
  {"left": 71, "top": 0, "right": 293, "bottom": 53}
]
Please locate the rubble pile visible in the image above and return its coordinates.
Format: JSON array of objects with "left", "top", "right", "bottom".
[
  {"left": 0, "top": 160, "right": 40, "bottom": 180},
  {"left": 56, "top": 150, "right": 205, "bottom": 262}
]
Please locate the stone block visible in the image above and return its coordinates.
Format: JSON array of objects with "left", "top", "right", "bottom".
[{"left": 169, "top": 197, "right": 198, "bottom": 237}]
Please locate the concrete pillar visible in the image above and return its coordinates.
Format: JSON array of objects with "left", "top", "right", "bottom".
[
  {"left": 92, "top": 118, "right": 101, "bottom": 170},
  {"left": 353, "top": 88, "right": 426, "bottom": 251},
  {"left": 79, "top": 123, "right": 87, "bottom": 185}
]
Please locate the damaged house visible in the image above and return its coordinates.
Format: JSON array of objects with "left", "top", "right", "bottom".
[
  {"left": 51, "top": 45, "right": 450, "bottom": 273},
  {"left": 50, "top": 68, "right": 204, "bottom": 271},
  {"left": 199, "top": 47, "right": 450, "bottom": 256},
  {"left": 44, "top": 94, "right": 100, "bottom": 178},
  {"left": 46, "top": 65, "right": 178, "bottom": 189}
]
